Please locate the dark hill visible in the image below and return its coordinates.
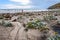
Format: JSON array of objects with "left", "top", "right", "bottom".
[{"left": 48, "top": 3, "right": 60, "bottom": 9}]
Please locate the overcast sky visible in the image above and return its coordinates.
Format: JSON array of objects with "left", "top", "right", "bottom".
[{"left": 0, "top": 0, "right": 60, "bottom": 9}]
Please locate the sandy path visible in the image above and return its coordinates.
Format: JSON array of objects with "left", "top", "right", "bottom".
[
  {"left": 16, "top": 27, "right": 27, "bottom": 40},
  {"left": 10, "top": 22, "right": 22, "bottom": 40}
]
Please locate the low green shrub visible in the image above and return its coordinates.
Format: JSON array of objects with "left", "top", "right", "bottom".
[
  {"left": 0, "top": 20, "right": 5, "bottom": 25},
  {"left": 57, "top": 21, "right": 60, "bottom": 25},
  {"left": 0, "top": 20, "right": 13, "bottom": 27},
  {"left": 26, "top": 22, "right": 37, "bottom": 29},
  {"left": 3, "top": 22, "right": 13, "bottom": 27},
  {"left": 44, "top": 15, "right": 57, "bottom": 21},
  {"left": 26, "top": 19, "right": 48, "bottom": 30},
  {"left": 48, "top": 35, "right": 60, "bottom": 40},
  {"left": 0, "top": 16, "right": 4, "bottom": 19}
]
